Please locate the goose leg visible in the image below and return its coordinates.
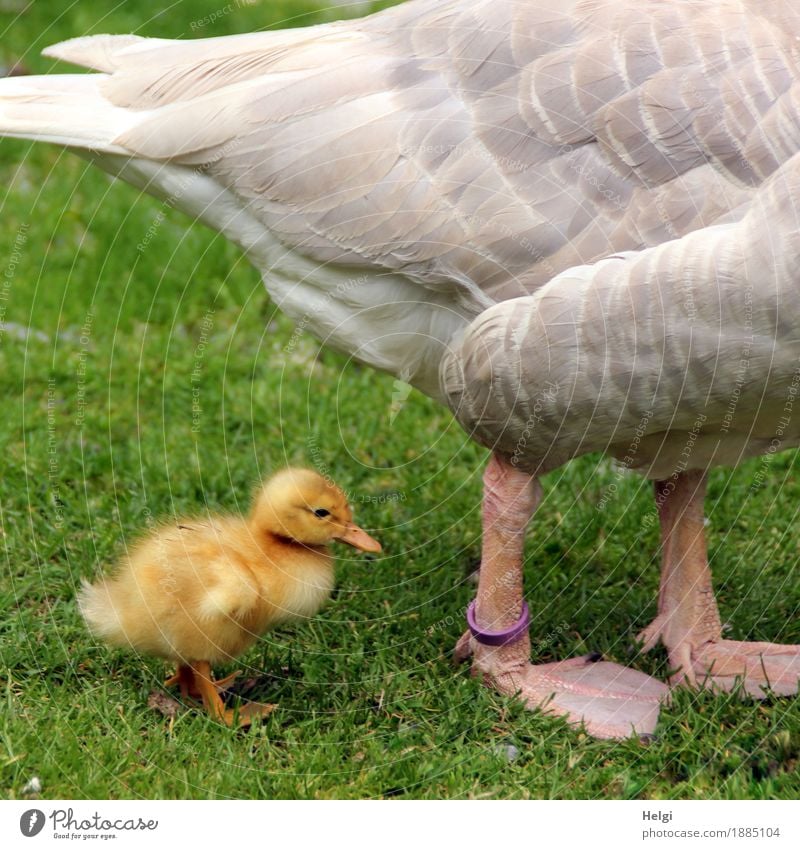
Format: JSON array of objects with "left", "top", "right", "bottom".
[
  {"left": 455, "top": 453, "right": 667, "bottom": 739},
  {"left": 638, "top": 470, "right": 800, "bottom": 697}
]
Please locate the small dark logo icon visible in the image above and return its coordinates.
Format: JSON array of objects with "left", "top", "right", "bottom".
[{"left": 20, "top": 810, "right": 45, "bottom": 837}]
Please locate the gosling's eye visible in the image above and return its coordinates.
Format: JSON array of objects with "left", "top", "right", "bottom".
[{"left": 313, "top": 508, "right": 331, "bottom": 518}]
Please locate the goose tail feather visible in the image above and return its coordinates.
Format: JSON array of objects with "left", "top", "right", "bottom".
[{"left": 0, "top": 63, "right": 139, "bottom": 152}]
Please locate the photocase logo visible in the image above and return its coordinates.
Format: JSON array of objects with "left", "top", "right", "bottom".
[
  {"left": 19, "top": 809, "right": 45, "bottom": 837},
  {"left": 15, "top": 807, "right": 160, "bottom": 839}
]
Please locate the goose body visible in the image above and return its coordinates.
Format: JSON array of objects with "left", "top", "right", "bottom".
[
  {"left": 443, "top": 182, "right": 800, "bottom": 479},
  {"left": 4, "top": 0, "right": 800, "bottom": 737}
]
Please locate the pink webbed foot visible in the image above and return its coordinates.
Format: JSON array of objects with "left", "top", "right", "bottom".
[
  {"left": 689, "top": 640, "right": 800, "bottom": 697},
  {"left": 641, "top": 470, "right": 800, "bottom": 700},
  {"left": 461, "top": 453, "right": 668, "bottom": 739},
  {"left": 638, "top": 616, "right": 800, "bottom": 697},
  {"left": 457, "top": 632, "right": 668, "bottom": 739}
]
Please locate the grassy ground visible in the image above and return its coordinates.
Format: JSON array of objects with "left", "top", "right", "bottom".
[{"left": 1, "top": 0, "right": 799, "bottom": 800}]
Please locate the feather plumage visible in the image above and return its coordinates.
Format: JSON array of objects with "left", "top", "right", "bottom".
[{"left": 3, "top": 0, "right": 800, "bottom": 472}]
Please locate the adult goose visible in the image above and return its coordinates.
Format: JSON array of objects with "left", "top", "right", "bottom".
[{"left": 3, "top": 0, "right": 800, "bottom": 739}]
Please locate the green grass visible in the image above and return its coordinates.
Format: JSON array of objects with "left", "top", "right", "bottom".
[{"left": 1, "top": 0, "right": 800, "bottom": 800}]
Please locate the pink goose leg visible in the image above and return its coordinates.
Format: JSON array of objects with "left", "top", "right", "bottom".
[
  {"left": 456, "top": 453, "right": 667, "bottom": 739},
  {"left": 639, "top": 469, "right": 800, "bottom": 696}
]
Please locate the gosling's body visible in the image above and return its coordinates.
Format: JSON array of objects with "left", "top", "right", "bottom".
[
  {"left": 80, "top": 517, "right": 336, "bottom": 665},
  {"left": 79, "top": 468, "right": 380, "bottom": 724}
]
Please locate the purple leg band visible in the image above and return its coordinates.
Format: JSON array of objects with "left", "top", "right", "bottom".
[{"left": 466, "top": 599, "right": 531, "bottom": 647}]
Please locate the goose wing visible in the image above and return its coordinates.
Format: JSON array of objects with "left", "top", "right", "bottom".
[
  {"left": 441, "top": 150, "right": 800, "bottom": 476},
  {"left": 3, "top": 0, "right": 796, "bottom": 307}
]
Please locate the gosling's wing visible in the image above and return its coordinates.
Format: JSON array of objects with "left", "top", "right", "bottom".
[{"left": 135, "top": 519, "right": 264, "bottom": 621}]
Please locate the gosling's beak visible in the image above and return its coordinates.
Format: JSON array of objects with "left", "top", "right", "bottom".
[{"left": 335, "top": 523, "right": 382, "bottom": 553}]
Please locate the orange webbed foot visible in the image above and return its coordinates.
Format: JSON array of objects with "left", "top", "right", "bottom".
[{"left": 190, "top": 662, "right": 276, "bottom": 727}]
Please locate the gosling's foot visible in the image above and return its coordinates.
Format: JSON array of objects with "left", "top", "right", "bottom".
[
  {"left": 164, "top": 665, "right": 201, "bottom": 699},
  {"left": 210, "top": 669, "right": 242, "bottom": 694},
  {"left": 225, "top": 701, "right": 277, "bottom": 727},
  {"left": 179, "top": 662, "right": 275, "bottom": 726},
  {"left": 206, "top": 700, "right": 277, "bottom": 727},
  {"left": 165, "top": 666, "right": 242, "bottom": 700},
  {"left": 457, "top": 632, "right": 667, "bottom": 739}
]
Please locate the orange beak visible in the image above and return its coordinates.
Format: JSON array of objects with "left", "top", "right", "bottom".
[{"left": 335, "top": 523, "right": 382, "bottom": 553}]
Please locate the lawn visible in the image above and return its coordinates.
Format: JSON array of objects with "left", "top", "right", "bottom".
[{"left": 1, "top": 0, "right": 799, "bottom": 800}]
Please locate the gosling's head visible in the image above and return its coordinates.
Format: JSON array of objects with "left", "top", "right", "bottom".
[{"left": 249, "top": 468, "right": 381, "bottom": 552}]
